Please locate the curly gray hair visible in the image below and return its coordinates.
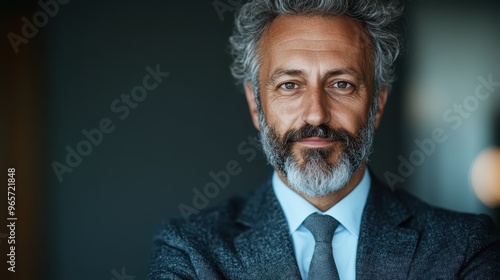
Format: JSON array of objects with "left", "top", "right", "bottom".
[{"left": 229, "top": 0, "right": 403, "bottom": 99}]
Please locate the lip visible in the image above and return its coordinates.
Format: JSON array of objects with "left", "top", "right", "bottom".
[{"left": 296, "top": 137, "right": 334, "bottom": 147}]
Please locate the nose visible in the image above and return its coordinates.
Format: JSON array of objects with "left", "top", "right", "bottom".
[{"left": 301, "top": 86, "right": 331, "bottom": 127}]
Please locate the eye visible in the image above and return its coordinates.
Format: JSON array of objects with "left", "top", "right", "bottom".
[
  {"left": 333, "top": 81, "right": 353, "bottom": 89},
  {"left": 279, "top": 82, "right": 299, "bottom": 90}
]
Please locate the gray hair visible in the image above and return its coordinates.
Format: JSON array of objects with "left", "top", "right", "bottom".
[{"left": 229, "top": 0, "right": 403, "bottom": 98}]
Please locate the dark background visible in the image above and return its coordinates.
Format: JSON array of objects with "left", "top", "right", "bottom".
[{"left": 1, "top": 0, "right": 499, "bottom": 279}]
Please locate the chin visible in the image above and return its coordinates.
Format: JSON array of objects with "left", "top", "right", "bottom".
[{"left": 284, "top": 153, "right": 354, "bottom": 197}]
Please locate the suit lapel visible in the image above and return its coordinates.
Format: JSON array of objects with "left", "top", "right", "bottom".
[
  {"left": 234, "top": 180, "right": 301, "bottom": 279},
  {"left": 356, "top": 174, "right": 419, "bottom": 279}
]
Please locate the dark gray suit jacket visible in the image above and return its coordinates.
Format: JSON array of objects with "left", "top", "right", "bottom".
[{"left": 149, "top": 175, "right": 500, "bottom": 279}]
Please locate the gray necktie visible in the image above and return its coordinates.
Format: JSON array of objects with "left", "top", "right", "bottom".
[{"left": 303, "top": 213, "right": 341, "bottom": 280}]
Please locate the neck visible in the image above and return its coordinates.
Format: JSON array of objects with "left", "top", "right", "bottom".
[{"left": 277, "top": 163, "right": 367, "bottom": 212}]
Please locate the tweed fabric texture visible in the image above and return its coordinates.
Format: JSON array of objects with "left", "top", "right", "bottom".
[{"left": 148, "top": 171, "right": 500, "bottom": 279}]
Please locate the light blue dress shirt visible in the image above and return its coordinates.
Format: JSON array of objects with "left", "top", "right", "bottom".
[{"left": 272, "top": 169, "right": 371, "bottom": 280}]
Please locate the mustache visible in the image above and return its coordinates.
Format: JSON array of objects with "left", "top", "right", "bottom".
[{"left": 283, "top": 124, "right": 355, "bottom": 144}]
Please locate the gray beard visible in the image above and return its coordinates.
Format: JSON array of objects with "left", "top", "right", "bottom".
[
  {"left": 257, "top": 100, "right": 377, "bottom": 197},
  {"left": 283, "top": 147, "right": 356, "bottom": 196}
]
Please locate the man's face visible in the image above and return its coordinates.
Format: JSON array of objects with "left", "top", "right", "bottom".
[{"left": 245, "top": 15, "right": 388, "bottom": 196}]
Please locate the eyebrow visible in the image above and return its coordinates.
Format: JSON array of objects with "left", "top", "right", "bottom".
[
  {"left": 266, "top": 68, "right": 365, "bottom": 86},
  {"left": 266, "top": 69, "right": 306, "bottom": 86}
]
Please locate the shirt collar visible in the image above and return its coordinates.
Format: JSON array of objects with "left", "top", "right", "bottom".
[{"left": 272, "top": 168, "right": 370, "bottom": 238}]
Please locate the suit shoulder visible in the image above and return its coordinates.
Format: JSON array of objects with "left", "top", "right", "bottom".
[
  {"left": 391, "top": 187, "right": 498, "bottom": 239},
  {"left": 383, "top": 187, "right": 500, "bottom": 277},
  {"left": 155, "top": 193, "right": 250, "bottom": 247},
  {"left": 149, "top": 194, "right": 253, "bottom": 279}
]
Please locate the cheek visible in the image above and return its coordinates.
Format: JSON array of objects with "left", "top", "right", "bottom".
[
  {"left": 329, "top": 98, "right": 370, "bottom": 133},
  {"left": 262, "top": 95, "right": 303, "bottom": 132}
]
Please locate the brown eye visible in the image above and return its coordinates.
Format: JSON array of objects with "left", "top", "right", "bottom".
[
  {"left": 334, "top": 81, "right": 352, "bottom": 89},
  {"left": 279, "top": 82, "right": 298, "bottom": 90}
]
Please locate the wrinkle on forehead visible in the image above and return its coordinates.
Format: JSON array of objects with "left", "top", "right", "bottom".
[
  {"left": 257, "top": 14, "right": 374, "bottom": 84},
  {"left": 275, "top": 38, "right": 362, "bottom": 52}
]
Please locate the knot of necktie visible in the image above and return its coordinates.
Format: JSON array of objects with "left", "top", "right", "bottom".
[{"left": 303, "top": 213, "right": 340, "bottom": 242}]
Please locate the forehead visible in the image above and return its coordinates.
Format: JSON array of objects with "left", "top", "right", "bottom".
[{"left": 258, "top": 14, "right": 373, "bottom": 79}]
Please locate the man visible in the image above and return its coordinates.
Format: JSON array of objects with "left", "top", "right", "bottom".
[{"left": 149, "top": 0, "right": 500, "bottom": 279}]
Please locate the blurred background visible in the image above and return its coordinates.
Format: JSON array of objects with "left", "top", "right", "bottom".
[{"left": 1, "top": 0, "right": 499, "bottom": 279}]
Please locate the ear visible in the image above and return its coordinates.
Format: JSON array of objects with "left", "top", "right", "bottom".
[
  {"left": 244, "top": 82, "right": 260, "bottom": 130},
  {"left": 373, "top": 86, "right": 389, "bottom": 130}
]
